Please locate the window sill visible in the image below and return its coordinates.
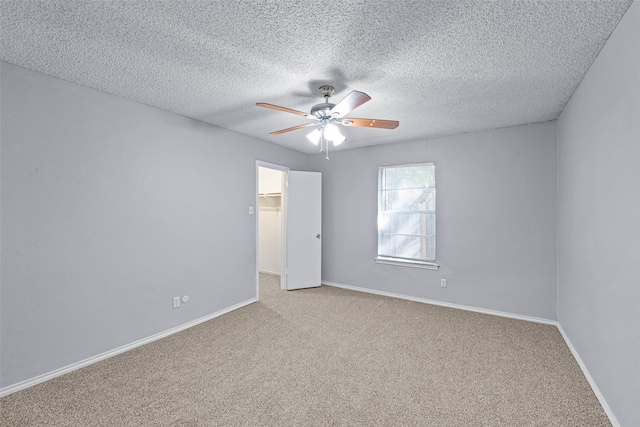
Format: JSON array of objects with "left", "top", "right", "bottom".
[{"left": 375, "top": 257, "right": 439, "bottom": 270}]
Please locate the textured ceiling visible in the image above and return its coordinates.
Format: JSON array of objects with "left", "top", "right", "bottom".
[{"left": 0, "top": 1, "right": 633, "bottom": 153}]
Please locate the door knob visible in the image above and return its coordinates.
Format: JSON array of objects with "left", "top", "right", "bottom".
[{"left": 316, "top": 234, "right": 321, "bottom": 239}]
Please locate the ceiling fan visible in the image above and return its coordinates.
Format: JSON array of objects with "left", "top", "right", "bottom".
[{"left": 256, "top": 85, "right": 399, "bottom": 158}]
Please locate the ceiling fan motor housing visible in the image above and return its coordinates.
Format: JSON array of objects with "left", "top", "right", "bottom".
[{"left": 310, "top": 103, "right": 336, "bottom": 119}]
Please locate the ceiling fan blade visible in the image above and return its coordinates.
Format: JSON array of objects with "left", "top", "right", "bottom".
[
  {"left": 330, "top": 91, "right": 371, "bottom": 118},
  {"left": 269, "top": 123, "right": 317, "bottom": 135},
  {"left": 341, "top": 118, "right": 399, "bottom": 129},
  {"left": 256, "top": 103, "right": 315, "bottom": 119}
]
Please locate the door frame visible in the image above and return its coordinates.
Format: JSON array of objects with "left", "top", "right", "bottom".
[{"left": 255, "top": 160, "right": 289, "bottom": 300}]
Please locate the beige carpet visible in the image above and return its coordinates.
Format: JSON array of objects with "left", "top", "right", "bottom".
[{"left": 1, "top": 274, "right": 610, "bottom": 426}]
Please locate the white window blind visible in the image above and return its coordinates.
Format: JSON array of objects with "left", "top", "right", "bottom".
[{"left": 378, "top": 163, "right": 436, "bottom": 263}]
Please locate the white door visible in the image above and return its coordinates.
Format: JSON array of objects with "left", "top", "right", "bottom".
[{"left": 286, "top": 171, "right": 322, "bottom": 290}]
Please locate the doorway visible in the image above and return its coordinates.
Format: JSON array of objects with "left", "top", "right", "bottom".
[{"left": 256, "top": 161, "right": 288, "bottom": 299}]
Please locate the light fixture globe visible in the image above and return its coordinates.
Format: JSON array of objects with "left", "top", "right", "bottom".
[
  {"left": 306, "top": 127, "right": 322, "bottom": 145},
  {"left": 323, "top": 122, "right": 345, "bottom": 145},
  {"left": 331, "top": 132, "right": 346, "bottom": 146}
]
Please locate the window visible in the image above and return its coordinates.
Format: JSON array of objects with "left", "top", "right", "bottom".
[{"left": 377, "top": 163, "right": 438, "bottom": 269}]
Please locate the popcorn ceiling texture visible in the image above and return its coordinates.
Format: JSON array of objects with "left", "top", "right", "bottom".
[{"left": 0, "top": 1, "right": 633, "bottom": 153}]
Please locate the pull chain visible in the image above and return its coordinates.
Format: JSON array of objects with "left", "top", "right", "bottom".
[{"left": 325, "top": 136, "right": 329, "bottom": 160}]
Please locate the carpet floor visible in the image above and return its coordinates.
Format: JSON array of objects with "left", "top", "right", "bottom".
[{"left": 1, "top": 274, "right": 610, "bottom": 426}]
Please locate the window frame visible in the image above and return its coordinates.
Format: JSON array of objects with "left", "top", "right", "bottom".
[{"left": 375, "top": 162, "right": 439, "bottom": 270}]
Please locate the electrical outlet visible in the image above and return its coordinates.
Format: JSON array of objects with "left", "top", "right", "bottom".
[
  {"left": 441, "top": 279, "right": 447, "bottom": 288},
  {"left": 172, "top": 296, "right": 180, "bottom": 309}
]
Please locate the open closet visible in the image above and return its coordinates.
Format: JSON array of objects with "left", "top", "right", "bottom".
[{"left": 258, "top": 167, "right": 284, "bottom": 276}]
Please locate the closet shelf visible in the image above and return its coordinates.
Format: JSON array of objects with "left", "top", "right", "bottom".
[{"left": 259, "top": 192, "right": 281, "bottom": 210}]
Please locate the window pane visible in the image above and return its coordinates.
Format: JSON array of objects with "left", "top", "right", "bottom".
[
  {"left": 379, "top": 212, "right": 435, "bottom": 237},
  {"left": 384, "top": 165, "right": 435, "bottom": 189},
  {"left": 379, "top": 234, "right": 435, "bottom": 261},
  {"left": 383, "top": 188, "right": 435, "bottom": 212}
]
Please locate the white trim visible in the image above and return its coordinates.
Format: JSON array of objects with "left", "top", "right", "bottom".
[
  {"left": 378, "top": 161, "right": 435, "bottom": 169},
  {"left": 375, "top": 257, "right": 439, "bottom": 270},
  {"left": 0, "top": 298, "right": 256, "bottom": 397},
  {"left": 258, "top": 269, "right": 281, "bottom": 276},
  {"left": 557, "top": 323, "right": 620, "bottom": 427},
  {"left": 322, "top": 281, "right": 556, "bottom": 325}
]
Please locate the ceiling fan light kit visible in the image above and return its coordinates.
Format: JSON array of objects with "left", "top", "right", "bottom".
[{"left": 257, "top": 85, "right": 399, "bottom": 159}]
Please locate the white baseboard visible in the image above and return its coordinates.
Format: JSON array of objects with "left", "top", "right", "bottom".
[
  {"left": 322, "top": 281, "right": 557, "bottom": 325},
  {"left": 0, "top": 298, "right": 257, "bottom": 398},
  {"left": 557, "top": 323, "right": 620, "bottom": 427},
  {"left": 258, "top": 269, "right": 281, "bottom": 276}
]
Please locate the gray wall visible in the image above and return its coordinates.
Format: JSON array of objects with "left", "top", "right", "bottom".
[
  {"left": 0, "top": 61, "right": 308, "bottom": 388},
  {"left": 556, "top": 1, "right": 640, "bottom": 425},
  {"left": 310, "top": 122, "right": 557, "bottom": 321}
]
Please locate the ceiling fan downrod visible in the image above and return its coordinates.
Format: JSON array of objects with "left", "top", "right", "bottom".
[{"left": 311, "top": 85, "right": 337, "bottom": 119}]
